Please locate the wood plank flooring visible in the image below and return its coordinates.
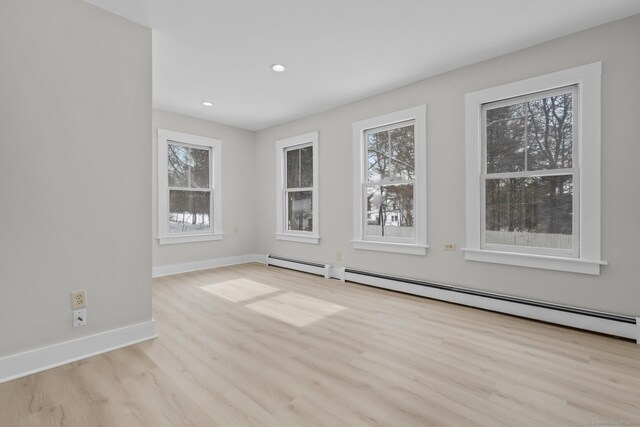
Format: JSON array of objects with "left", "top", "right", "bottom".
[{"left": 1, "top": 262, "right": 639, "bottom": 426}]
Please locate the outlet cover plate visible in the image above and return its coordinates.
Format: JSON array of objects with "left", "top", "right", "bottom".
[
  {"left": 71, "top": 290, "right": 86, "bottom": 309},
  {"left": 73, "top": 309, "right": 87, "bottom": 327}
]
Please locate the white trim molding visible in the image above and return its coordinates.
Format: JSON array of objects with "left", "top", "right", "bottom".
[
  {"left": 159, "top": 232, "right": 224, "bottom": 245},
  {"left": 266, "top": 255, "right": 331, "bottom": 279},
  {"left": 462, "top": 248, "right": 606, "bottom": 275},
  {"left": 0, "top": 321, "right": 156, "bottom": 384},
  {"left": 275, "top": 131, "right": 320, "bottom": 244},
  {"left": 152, "top": 254, "right": 265, "bottom": 277},
  {"left": 343, "top": 270, "right": 638, "bottom": 343},
  {"left": 330, "top": 266, "right": 346, "bottom": 281},
  {"left": 351, "top": 240, "right": 429, "bottom": 255},
  {"left": 274, "top": 233, "right": 320, "bottom": 244},
  {"left": 352, "top": 105, "right": 428, "bottom": 254},
  {"left": 463, "top": 62, "right": 606, "bottom": 274},
  {"left": 157, "top": 128, "right": 223, "bottom": 245}
]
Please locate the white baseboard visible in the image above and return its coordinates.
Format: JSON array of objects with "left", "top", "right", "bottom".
[
  {"left": 344, "top": 271, "right": 639, "bottom": 343},
  {"left": 331, "top": 266, "right": 346, "bottom": 281},
  {"left": 266, "top": 255, "right": 331, "bottom": 278},
  {"left": 252, "top": 254, "right": 268, "bottom": 264},
  {"left": 0, "top": 320, "right": 157, "bottom": 384},
  {"left": 450, "top": 292, "right": 636, "bottom": 341},
  {"left": 152, "top": 254, "right": 266, "bottom": 277}
]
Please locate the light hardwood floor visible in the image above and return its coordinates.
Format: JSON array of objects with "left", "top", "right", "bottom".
[{"left": 1, "top": 262, "right": 640, "bottom": 426}]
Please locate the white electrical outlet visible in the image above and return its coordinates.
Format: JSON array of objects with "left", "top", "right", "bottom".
[
  {"left": 71, "top": 290, "right": 86, "bottom": 309},
  {"left": 73, "top": 309, "right": 87, "bottom": 327},
  {"left": 444, "top": 243, "right": 457, "bottom": 251}
]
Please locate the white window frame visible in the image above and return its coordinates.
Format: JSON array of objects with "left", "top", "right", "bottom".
[
  {"left": 352, "top": 105, "right": 428, "bottom": 255},
  {"left": 275, "top": 131, "right": 319, "bottom": 244},
  {"left": 463, "top": 62, "right": 607, "bottom": 274},
  {"left": 157, "top": 129, "right": 223, "bottom": 245}
]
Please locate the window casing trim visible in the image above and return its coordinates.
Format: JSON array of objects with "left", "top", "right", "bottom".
[
  {"left": 275, "top": 131, "right": 319, "bottom": 244},
  {"left": 352, "top": 105, "right": 428, "bottom": 255},
  {"left": 157, "top": 129, "right": 223, "bottom": 245},
  {"left": 463, "top": 62, "right": 606, "bottom": 274}
]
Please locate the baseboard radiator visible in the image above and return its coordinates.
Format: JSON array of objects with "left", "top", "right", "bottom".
[
  {"left": 344, "top": 269, "right": 639, "bottom": 342},
  {"left": 267, "top": 255, "right": 331, "bottom": 279}
]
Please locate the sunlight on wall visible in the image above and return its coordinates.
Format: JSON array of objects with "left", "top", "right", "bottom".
[
  {"left": 246, "top": 292, "right": 346, "bottom": 327},
  {"left": 200, "top": 279, "right": 279, "bottom": 302}
]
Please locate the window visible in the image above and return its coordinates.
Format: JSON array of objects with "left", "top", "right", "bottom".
[
  {"left": 157, "top": 129, "right": 222, "bottom": 245},
  {"left": 464, "top": 62, "right": 606, "bottom": 274},
  {"left": 483, "top": 86, "right": 578, "bottom": 256},
  {"left": 275, "top": 132, "right": 319, "bottom": 244},
  {"left": 352, "top": 105, "right": 428, "bottom": 255}
]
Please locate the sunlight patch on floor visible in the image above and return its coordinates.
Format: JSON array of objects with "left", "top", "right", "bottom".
[
  {"left": 246, "top": 292, "right": 346, "bottom": 327},
  {"left": 200, "top": 279, "right": 280, "bottom": 302}
]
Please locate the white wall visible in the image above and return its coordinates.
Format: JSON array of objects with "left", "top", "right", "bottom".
[
  {"left": 152, "top": 110, "right": 256, "bottom": 269},
  {"left": 0, "top": 0, "right": 152, "bottom": 356},
  {"left": 252, "top": 15, "right": 640, "bottom": 316}
]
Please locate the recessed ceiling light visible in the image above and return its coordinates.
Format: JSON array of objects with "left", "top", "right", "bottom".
[
  {"left": 270, "top": 63, "right": 287, "bottom": 72},
  {"left": 202, "top": 101, "right": 214, "bottom": 107}
]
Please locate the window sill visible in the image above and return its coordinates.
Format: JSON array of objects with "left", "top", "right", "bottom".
[
  {"left": 275, "top": 233, "right": 320, "bottom": 244},
  {"left": 352, "top": 240, "right": 428, "bottom": 255},
  {"left": 462, "top": 248, "right": 607, "bottom": 275},
  {"left": 158, "top": 233, "right": 224, "bottom": 245}
]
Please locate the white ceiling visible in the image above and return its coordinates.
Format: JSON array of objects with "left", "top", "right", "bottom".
[{"left": 85, "top": 0, "right": 640, "bottom": 131}]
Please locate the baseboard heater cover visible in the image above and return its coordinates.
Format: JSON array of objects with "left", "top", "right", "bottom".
[
  {"left": 267, "top": 255, "right": 331, "bottom": 279},
  {"left": 344, "top": 269, "right": 639, "bottom": 342}
]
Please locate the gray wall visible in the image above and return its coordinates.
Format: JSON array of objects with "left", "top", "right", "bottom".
[
  {"left": 152, "top": 110, "right": 257, "bottom": 267},
  {"left": 0, "top": 0, "right": 152, "bottom": 356},
  {"left": 252, "top": 15, "right": 640, "bottom": 316}
]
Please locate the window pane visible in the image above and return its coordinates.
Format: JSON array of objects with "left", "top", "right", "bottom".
[
  {"left": 367, "top": 130, "right": 390, "bottom": 182},
  {"left": 190, "top": 147, "right": 210, "bottom": 188},
  {"left": 287, "top": 191, "right": 312, "bottom": 232},
  {"left": 485, "top": 176, "right": 573, "bottom": 249},
  {"left": 286, "top": 149, "right": 300, "bottom": 188},
  {"left": 486, "top": 104, "right": 525, "bottom": 173},
  {"left": 168, "top": 144, "right": 189, "bottom": 187},
  {"left": 365, "top": 184, "right": 414, "bottom": 239},
  {"left": 169, "top": 190, "right": 211, "bottom": 234},
  {"left": 300, "top": 146, "right": 313, "bottom": 187},
  {"left": 168, "top": 144, "right": 210, "bottom": 189},
  {"left": 526, "top": 92, "right": 573, "bottom": 170},
  {"left": 389, "top": 125, "right": 415, "bottom": 181}
]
